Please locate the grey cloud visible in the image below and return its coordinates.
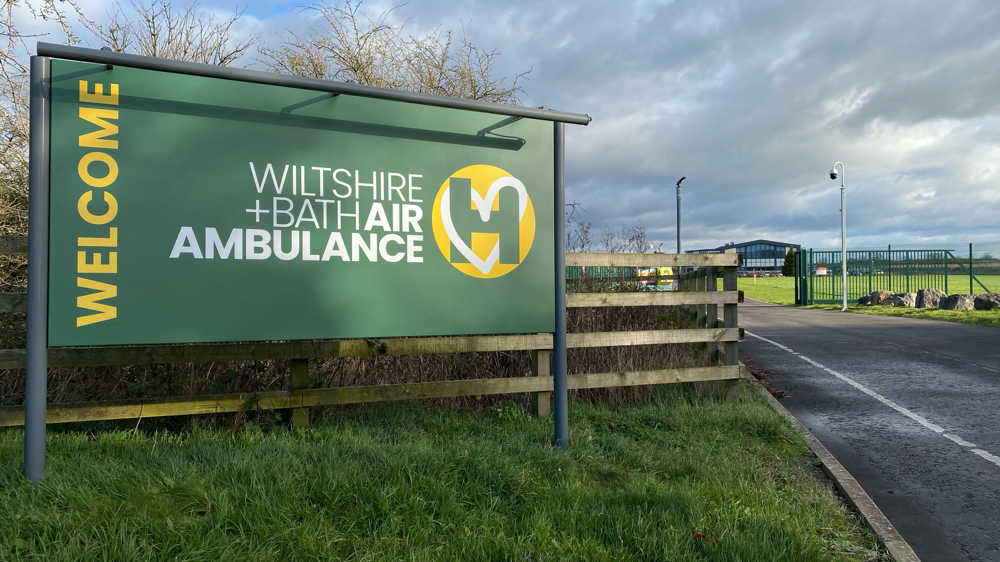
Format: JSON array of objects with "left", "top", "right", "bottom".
[{"left": 421, "top": 0, "right": 1000, "bottom": 249}]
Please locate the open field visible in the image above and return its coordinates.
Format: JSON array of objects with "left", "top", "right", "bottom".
[
  {"left": 737, "top": 277, "right": 799, "bottom": 306},
  {"left": 0, "top": 384, "right": 887, "bottom": 561},
  {"left": 733, "top": 276, "right": 1000, "bottom": 327}
]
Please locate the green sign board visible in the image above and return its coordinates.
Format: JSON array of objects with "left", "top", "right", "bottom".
[{"left": 47, "top": 59, "right": 555, "bottom": 346}]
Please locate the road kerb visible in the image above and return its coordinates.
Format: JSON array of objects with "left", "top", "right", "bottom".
[{"left": 742, "top": 365, "right": 921, "bottom": 562}]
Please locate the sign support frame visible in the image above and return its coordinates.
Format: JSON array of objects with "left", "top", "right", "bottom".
[
  {"left": 35, "top": 43, "right": 591, "bottom": 126},
  {"left": 25, "top": 44, "right": 590, "bottom": 480}
]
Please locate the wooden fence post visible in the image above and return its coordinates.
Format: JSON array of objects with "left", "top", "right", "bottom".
[
  {"left": 287, "top": 358, "right": 310, "bottom": 427},
  {"left": 679, "top": 269, "right": 694, "bottom": 322},
  {"left": 721, "top": 266, "right": 740, "bottom": 401},
  {"left": 705, "top": 267, "right": 719, "bottom": 363},
  {"left": 695, "top": 266, "right": 724, "bottom": 399},
  {"left": 696, "top": 268, "right": 707, "bottom": 330},
  {"left": 531, "top": 349, "right": 552, "bottom": 418}
]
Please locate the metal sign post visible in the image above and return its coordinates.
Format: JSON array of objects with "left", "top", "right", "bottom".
[
  {"left": 675, "top": 177, "right": 685, "bottom": 254},
  {"left": 25, "top": 55, "right": 51, "bottom": 483},
  {"left": 553, "top": 122, "right": 568, "bottom": 449}
]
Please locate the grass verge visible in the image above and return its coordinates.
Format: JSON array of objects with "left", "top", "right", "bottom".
[
  {"left": 1, "top": 383, "right": 887, "bottom": 561},
  {"left": 735, "top": 277, "right": 1000, "bottom": 327},
  {"left": 804, "top": 304, "right": 1000, "bottom": 327}
]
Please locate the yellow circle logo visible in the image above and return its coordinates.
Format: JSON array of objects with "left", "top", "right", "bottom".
[{"left": 432, "top": 165, "right": 536, "bottom": 279}]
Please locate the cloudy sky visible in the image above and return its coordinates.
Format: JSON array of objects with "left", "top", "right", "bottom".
[{"left": 24, "top": 0, "right": 1000, "bottom": 251}]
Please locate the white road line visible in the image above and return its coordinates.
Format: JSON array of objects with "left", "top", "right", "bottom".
[
  {"left": 972, "top": 449, "right": 1000, "bottom": 465},
  {"left": 746, "top": 330, "right": 1000, "bottom": 469},
  {"left": 944, "top": 433, "right": 977, "bottom": 447}
]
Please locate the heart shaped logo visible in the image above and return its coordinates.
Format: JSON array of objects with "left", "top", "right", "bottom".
[{"left": 431, "top": 165, "right": 536, "bottom": 279}]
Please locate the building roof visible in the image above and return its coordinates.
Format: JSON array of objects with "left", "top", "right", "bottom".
[{"left": 686, "top": 239, "right": 801, "bottom": 253}]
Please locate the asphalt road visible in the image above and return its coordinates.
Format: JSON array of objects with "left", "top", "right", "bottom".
[{"left": 738, "top": 300, "right": 1000, "bottom": 562}]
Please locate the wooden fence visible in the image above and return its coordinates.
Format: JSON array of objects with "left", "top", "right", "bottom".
[{"left": 0, "top": 234, "right": 741, "bottom": 428}]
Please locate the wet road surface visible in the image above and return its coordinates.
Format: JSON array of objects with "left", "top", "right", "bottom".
[{"left": 739, "top": 300, "right": 1000, "bottom": 562}]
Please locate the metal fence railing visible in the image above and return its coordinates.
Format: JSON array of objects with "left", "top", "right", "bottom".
[{"left": 794, "top": 244, "right": 998, "bottom": 305}]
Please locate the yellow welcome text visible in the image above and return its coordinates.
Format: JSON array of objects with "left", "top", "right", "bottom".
[{"left": 76, "top": 80, "right": 120, "bottom": 327}]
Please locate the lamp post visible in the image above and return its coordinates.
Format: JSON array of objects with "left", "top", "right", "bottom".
[
  {"left": 829, "top": 162, "right": 846, "bottom": 312},
  {"left": 675, "top": 176, "right": 686, "bottom": 254}
]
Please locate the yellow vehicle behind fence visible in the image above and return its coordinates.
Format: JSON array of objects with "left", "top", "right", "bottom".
[{"left": 637, "top": 265, "right": 674, "bottom": 291}]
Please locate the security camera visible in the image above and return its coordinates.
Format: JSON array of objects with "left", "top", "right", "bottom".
[{"left": 829, "top": 168, "right": 838, "bottom": 180}]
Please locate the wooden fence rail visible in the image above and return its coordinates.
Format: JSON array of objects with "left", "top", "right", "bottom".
[
  {"left": 565, "top": 252, "right": 738, "bottom": 267},
  {"left": 0, "top": 292, "right": 26, "bottom": 313},
  {"left": 0, "top": 248, "right": 742, "bottom": 427},
  {"left": 0, "top": 286, "right": 741, "bottom": 315},
  {"left": 0, "top": 366, "right": 739, "bottom": 427},
  {"left": 0, "top": 334, "right": 554, "bottom": 369},
  {"left": 0, "top": 327, "right": 743, "bottom": 370}
]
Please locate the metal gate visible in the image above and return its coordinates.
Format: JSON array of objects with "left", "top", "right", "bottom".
[{"left": 794, "top": 247, "right": 994, "bottom": 305}]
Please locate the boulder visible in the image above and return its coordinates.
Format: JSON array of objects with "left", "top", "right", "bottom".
[
  {"left": 916, "top": 288, "right": 947, "bottom": 308},
  {"left": 857, "top": 295, "right": 872, "bottom": 305},
  {"left": 888, "top": 292, "right": 916, "bottom": 307},
  {"left": 940, "top": 294, "right": 976, "bottom": 311},
  {"left": 974, "top": 293, "right": 1000, "bottom": 311},
  {"left": 870, "top": 290, "right": 893, "bottom": 305}
]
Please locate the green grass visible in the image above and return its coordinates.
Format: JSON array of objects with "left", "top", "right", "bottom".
[
  {"left": 733, "top": 276, "right": 1000, "bottom": 327},
  {"left": 955, "top": 274, "right": 999, "bottom": 295},
  {"left": 0, "top": 385, "right": 887, "bottom": 561},
  {"left": 804, "top": 304, "right": 1000, "bottom": 326},
  {"left": 737, "top": 277, "right": 799, "bottom": 306}
]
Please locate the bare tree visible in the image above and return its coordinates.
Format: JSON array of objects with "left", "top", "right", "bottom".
[
  {"left": 261, "top": 1, "right": 530, "bottom": 104},
  {"left": 0, "top": 0, "right": 92, "bottom": 239},
  {"left": 0, "top": 0, "right": 256, "bottom": 300},
  {"left": 601, "top": 222, "right": 650, "bottom": 254},
  {"left": 0, "top": 0, "right": 255, "bottom": 231},
  {"left": 82, "top": 0, "right": 256, "bottom": 66},
  {"left": 565, "top": 202, "right": 593, "bottom": 253},
  {"left": 0, "top": 64, "right": 30, "bottom": 239}
]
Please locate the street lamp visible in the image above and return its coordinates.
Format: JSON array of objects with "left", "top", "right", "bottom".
[
  {"left": 829, "top": 162, "right": 846, "bottom": 312},
  {"left": 675, "top": 176, "right": 686, "bottom": 254}
]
